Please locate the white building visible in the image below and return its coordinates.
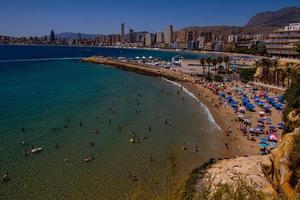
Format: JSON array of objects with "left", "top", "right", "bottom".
[
  {"left": 267, "top": 22, "right": 300, "bottom": 56},
  {"left": 228, "top": 35, "right": 238, "bottom": 43},
  {"left": 179, "top": 59, "right": 215, "bottom": 75}
]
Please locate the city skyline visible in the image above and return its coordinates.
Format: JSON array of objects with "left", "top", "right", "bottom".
[{"left": 0, "top": 0, "right": 299, "bottom": 37}]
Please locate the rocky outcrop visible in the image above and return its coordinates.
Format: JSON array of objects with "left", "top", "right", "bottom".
[
  {"left": 195, "top": 156, "right": 274, "bottom": 193},
  {"left": 262, "top": 128, "right": 300, "bottom": 199},
  {"left": 245, "top": 7, "right": 300, "bottom": 27}
]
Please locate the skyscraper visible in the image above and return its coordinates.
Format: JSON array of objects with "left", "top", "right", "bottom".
[
  {"left": 121, "top": 23, "right": 125, "bottom": 41},
  {"left": 165, "top": 25, "right": 174, "bottom": 44},
  {"left": 50, "top": 30, "right": 55, "bottom": 42},
  {"left": 145, "top": 33, "right": 152, "bottom": 47},
  {"left": 129, "top": 29, "right": 134, "bottom": 43},
  {"left": 156, "top": 32, "right": 164, "bottom": 43}
]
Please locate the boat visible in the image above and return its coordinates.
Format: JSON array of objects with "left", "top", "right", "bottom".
[{"left": 31, "top": 147, "right": 43, "bottom": 153}]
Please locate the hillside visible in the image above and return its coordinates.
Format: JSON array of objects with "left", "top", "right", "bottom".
[
  {"left": 177, "top": 6, "right": 300, "bottom": 36},
  {"left": 245, "top": 6, "right": 300, "bottom": 27}
]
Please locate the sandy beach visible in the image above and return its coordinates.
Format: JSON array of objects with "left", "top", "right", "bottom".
[{"left": 82, "top": 56, "right": 284, "bottom": 161}]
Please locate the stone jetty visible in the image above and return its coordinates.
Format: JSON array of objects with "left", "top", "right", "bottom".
[{"left": 81, "top": 56, "right": 200, "bottom": 83}]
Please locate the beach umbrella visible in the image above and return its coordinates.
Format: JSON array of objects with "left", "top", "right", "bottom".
[
  {"left": 259, "top": 111, "right": 265, "bottom": 115},
  {"left": 249, "top": 127, "right": 255, "bottom": 133},
  {"left": 277, "top": 122, "right": 285, "bottom": 128},
  {"left": 135, "top": 56, "right": 140, "bottom": 59},
  {"left": 259, "top": 142, "right": 269, "bottom": 148},
  {"left": 148, "top": 56, "right": 153, "bottom": 59},
  {"left": 142, "top": 56, "right": 146, "bottom": 59},
  {"left": 268, "top": 134, "right": 278, "bottom": 141},
  {"left": 260, "top": 138, "right": 267, "bottom": 142},
  {"left": 269, "top": 125, "right": 276, "bottom": 130}
]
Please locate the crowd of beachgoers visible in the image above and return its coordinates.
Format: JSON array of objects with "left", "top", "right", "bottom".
[{"left": 191, "top": 80, "right": 286, "bottom": 156}]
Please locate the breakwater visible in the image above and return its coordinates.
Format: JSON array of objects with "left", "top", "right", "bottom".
[{"left": 81, "top": 56, "right": 200, "bottom": 83}]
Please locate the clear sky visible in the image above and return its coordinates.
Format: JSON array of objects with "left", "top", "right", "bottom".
[{"left": 0, "top": 0, "right": 299, "bottom": 37}]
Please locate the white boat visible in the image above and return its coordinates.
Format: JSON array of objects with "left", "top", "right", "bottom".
[{"left": 31, "top": 147, "right": 43, "bottom": 153}]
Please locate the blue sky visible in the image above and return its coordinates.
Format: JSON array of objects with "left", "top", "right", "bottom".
[{"left": 1, "top": 0, "right": 299, "bottom": 37}]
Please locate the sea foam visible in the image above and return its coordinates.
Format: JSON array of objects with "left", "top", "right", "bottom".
[{"left": 162, "top": 77, "right": 222, "bottom": 131}]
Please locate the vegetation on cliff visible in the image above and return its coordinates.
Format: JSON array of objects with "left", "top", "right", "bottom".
[{"left": 283, "top": 75, "right": 300, "bottom": 132}]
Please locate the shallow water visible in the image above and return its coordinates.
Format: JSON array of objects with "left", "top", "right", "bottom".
[{"left": 0, "top": 46, "right": 222, "bottom": 199}]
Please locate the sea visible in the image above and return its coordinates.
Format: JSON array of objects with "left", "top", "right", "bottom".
[{"left": 0, "top": 45, "right": 223, "bottom": 200}]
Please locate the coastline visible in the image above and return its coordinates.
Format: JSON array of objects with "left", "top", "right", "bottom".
[{"left": 81, "top": 56, "right": 262, "bottom": 159}]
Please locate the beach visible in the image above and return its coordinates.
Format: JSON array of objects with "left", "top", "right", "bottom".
[{"left": 82, "top": 56, "right": 284, "bottom": 160}]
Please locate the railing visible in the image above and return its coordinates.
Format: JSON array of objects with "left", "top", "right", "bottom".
[{"left": 269, "top": 33, "right": 300, "bottom": 38}]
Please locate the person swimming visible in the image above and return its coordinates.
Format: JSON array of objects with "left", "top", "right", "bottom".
[{"left": 2, "top": 172, "right": 9, "bottom": 182}]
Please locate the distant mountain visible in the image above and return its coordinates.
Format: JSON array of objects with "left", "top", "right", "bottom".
[
  {"left": 177, "top": 7, "right": 300, "bottom": 36},
  {"left": 55, "top": 32, "right": 103, "bottom": 40},
  {"left": 245, "top": 6, "right": 300, "bottom": 27}
]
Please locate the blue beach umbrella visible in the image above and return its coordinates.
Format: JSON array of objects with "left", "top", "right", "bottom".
[
  {"left": 260, "top": 138, "right": 267, "bottom": 142},
  {"left": 259, "top": 142, "right": 269, "bottom": 148}
]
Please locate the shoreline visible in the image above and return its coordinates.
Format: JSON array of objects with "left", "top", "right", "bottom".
[
  {"left": 161, "top": 77, "right": 222, "bottom": 131},
  {"left": 81, "top": 56, "right": 263, "bottom": 158}
]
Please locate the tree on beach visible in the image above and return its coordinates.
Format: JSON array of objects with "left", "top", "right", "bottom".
[
  {"left": 286, "top": 63, "right": 293, "bottom": 88},
  {"left": 212, "top": 58, "right": 218, "bottom": 75},
  {"left": 223, "top": 56, "right": 230, "bottom": 74},
  {"left": 206, "top": 58, "right": 212, "bottom": 75},
  {"left": 259, "top": 58, "right": 272, "bottom": 83},
  {"left": 217, "top": 56, "right": 223, "bottom": 74},
  {"left": 295, "top": 43, "right": 300, "bottom": 55},
  {"left": 200, "top": 58, "right": 206, "bottom": 76},
  {"left": 272, "top": 59, "right": 279, "bottom": 85}
]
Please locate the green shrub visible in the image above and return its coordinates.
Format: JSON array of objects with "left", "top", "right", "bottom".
[
  {"left": 239, "top": 68, "right": 256, "bottom": 82},
  {"left": 214, "top": 75, "right": 224, "bottom": 82}
]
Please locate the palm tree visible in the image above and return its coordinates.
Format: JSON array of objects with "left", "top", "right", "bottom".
[
  {"left": 295, "top": 43, "right": 300, "bottom": 54},
  {"left": 216, "top": 56, "right": 223, "bottom": 74},
  {"left": 286, "top": 63, "right": 292, "bottom": 88},
  {"left": 206, "top": 58, "right": 212, "bottom": 75},
  {"left": 277, "top": 68, "right": 285, "bottom": 87},
  {"left": 272, "top": 59, "right": 279, "bottom": 85},
  {"left": 223, "top": 56, "right": 230, "bottom": 74},
  {"left": 260, "top": 58, "right": 272, "bottom": 83},
  {"left": 212, "top": 58, "right": 218, "bottom": 75},
  {"left": 200, "top": 58, "right": 206, "bottom": 76}
]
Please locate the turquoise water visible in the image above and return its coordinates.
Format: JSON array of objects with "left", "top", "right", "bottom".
[{"left": 0, "top": 47, "right": 223, "bottom": 199}]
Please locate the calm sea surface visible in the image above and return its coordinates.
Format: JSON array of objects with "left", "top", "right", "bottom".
[{"left": 0, "top": 45, "right": 222, "bottom": 199}]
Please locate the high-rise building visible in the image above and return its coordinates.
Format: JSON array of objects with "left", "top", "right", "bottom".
[
  {"left": 129, "top": 29, "right": 135, "bottom": 43},
  {"left": 165, "top": 25, "right": 174, "bottom": 44},
  {"left": 156, "top": 32, "right": 164, "bottom": 43},
  {"left": 267, "top": 22, "right": 300, "bottom": 56},
  {"left": 121, "top": 23, "right": 125, "bottom": 41},
  {"left": 50, "top": 30, "right": 55, "bottom": 42},
  {"left": 145, "top": 33, "right": 152, "bottom": 47}
]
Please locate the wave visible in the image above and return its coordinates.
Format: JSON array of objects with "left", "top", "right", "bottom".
[
  {"left": 162, "top": 77, "right": 222, "bottom": 131},
  {"left": 0, "top": 57, "right": 83, "bottom": 63}
]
